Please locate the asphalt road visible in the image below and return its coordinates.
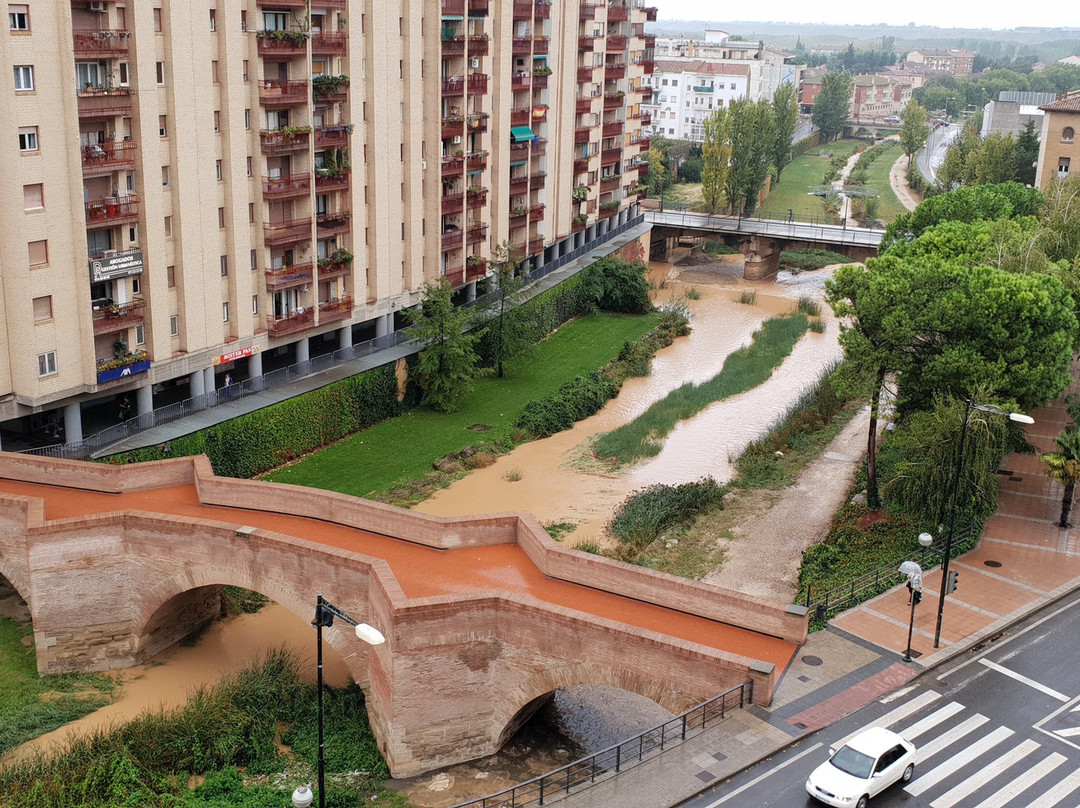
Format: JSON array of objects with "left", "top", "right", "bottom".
[
  {"left": 916, "top": 124, "right": 959, "bottom": 185},
  {"left": 680, "top": 592, "right": 1080, "bottom": 808}
]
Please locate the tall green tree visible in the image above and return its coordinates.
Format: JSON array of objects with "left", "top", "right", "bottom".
[
  {"left": 971, "top": 132, "right": 1019, "bottom": 185},
  {"left": 701, "top": 107, "right": 731, "bottom": 213},
  {"left": 771, "top": 82, "right": 799, "bottom": 184},
  {"left": 1016, "top": 120, "right": 1040, "bottom": 186},
  {"left": 646, "top": 146, "right": 670, "bottom": 201},
  {"left": 812, "top": 70, "right": 853, "bottom": 142},
  {"left": 404, "top": 280, "right": 479, "bottom": 412},
  {"left": 898, "top": 100, "right": 929, "bottom": 164},
  {"left": 727, "top": 97, "right": 774, "bottom": 213},
  {"left": 1042, "top": 429, "right": 1080, "bottom": 527},
  {"left": 479, "top": 241, "right": 529, "bottom": 379}
]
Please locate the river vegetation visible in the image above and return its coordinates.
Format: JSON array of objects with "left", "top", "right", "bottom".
[{"left": 0, "top": 650, "right": 406, "bottom": 808}]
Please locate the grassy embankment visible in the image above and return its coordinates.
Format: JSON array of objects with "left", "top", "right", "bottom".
[
  {"left": 855, "top": 139, "right": 909, "bottom": 222},
  {"left": 756, "top": 140, "right": 861, "bottom": 220},
  {"left": 265, "top": 311, "right": 658, "bottom": 500}
]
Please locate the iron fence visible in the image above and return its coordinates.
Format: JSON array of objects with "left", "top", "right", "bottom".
[
  {"left": 449, "top": 679, "right": 752, "bottom": 808},
  {"left": 645, "top": 209, "right": 884, "bottom": 247}
]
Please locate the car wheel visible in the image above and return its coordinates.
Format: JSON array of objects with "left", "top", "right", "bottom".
[
  {"left": 855, "top": 796, "right": 869, "bottom": 808},
  {"left": 902, "top": 763, "right": 915, "bottom": 783}
]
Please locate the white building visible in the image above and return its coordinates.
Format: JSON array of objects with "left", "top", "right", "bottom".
[
  {"left": 652, "top": 29, "right": 791, "bottom": 102},
  {"left": 642, "top": 60, "right": 750, "bottom": 142}
]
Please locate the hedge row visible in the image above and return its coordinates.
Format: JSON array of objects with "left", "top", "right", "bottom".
[
  {"left": 104, "top": 364, "right": 404, "bottom": 478},
  {"left": 473, "top": 273, "right": 586, "bottom": 367}
]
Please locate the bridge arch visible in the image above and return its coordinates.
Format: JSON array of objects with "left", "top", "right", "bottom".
[{"left": 0, "top": 564, "right": 31, "bottom": 622}]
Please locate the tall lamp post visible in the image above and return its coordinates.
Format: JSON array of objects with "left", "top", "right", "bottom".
[
  {"left": 900, "top": 533, "right": 934, "bottom": 662},
  {"left": 933, "top": 401, "right": 1034, "bottom": 648},
  {"left": 310, "top": 594, "right": 386, "bottom": 808}
]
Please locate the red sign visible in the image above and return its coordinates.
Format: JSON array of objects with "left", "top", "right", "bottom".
[{"left": 213, "top": 346, "right": 260, "bottom": 366}]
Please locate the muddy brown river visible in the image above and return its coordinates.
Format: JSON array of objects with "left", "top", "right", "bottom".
[{"left": 6, "top": 257, "right": 844, "bottom": 805}]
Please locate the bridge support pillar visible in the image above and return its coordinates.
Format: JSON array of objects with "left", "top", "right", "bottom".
[{"left": 742, "top": 235, "right": 782, "bottom": 281}]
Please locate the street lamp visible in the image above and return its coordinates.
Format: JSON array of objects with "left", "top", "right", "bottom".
[
  {"left": 310, "top": 594, "right": 385, "bottom": 808},
  {"left": 933, "top": 401, "right": 1034, "bottom": 648},
  {"left": 900, "top": 533, "right": 933, "bottom": 662}
]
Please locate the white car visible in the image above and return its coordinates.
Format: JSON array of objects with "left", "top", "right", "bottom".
[{"left": 805, "top": 727, "right": 917, "bottom": 808}]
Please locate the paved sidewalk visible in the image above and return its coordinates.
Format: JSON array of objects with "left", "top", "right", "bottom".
[{"left": 552, "top": 383, "right": 1080, "bottom": 808}]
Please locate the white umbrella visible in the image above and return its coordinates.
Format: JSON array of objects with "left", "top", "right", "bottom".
[{"left": 898, "top": 561, "right": 923, "bottom": 591}]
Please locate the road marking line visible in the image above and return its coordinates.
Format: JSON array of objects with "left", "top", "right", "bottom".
[
  {"left": 1025, "top": 767, "right": 1080, "bottom": 808},
  {"left": 1054, "top": 727, "right": 1080, "bottom": 737},
  {"left": 972, "top": 753, "right": 1067, "bottom": 808},
  {"left": 929, "top": 739, "right": 1039, "bottom": 808},
  {"left": 979, "top": 659, "right": 1070, "bottom": 702},
  {"left": 905, "top": 725, "right": 1013, "bottom": 796},
  {"left": 899, "top": 702, "right": 965, "bottom": 741},
  {"left": 832, "top": 691, "right": 941, "bottom": 750},
  {"left": 880, "top": 685, "right": 917, "bottom": 703},
  {"left": 917, "top": 714, "right": 990, "bottom": 761},
  {"left": 703, "top": 742, "right": 823, "bottom": 807}
]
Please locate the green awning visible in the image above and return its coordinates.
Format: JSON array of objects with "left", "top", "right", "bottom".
[
  {"left": 442, "top": 15, "right": 463, "bottom": 20},
  {"left": 511, "top": 126, "right": 535, "bottom": 142},
  {"left": 509, "top": 160, "right": 527, "bottom": 167}
]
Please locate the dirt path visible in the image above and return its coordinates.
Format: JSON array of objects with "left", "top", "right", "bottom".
[
  {"left": 703, "top": 407, "right": 871, "bottom": 603},
  {"left": 889, "top": 151, "right": 921, "bottom": 212}
]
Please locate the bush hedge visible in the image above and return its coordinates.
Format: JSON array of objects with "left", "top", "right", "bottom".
[
  {"left": 779, "top": 248, "right": 856, "bottom": 270},
  {"left": 473, "top": 273, "right": 586, "bottom": 368},
  {"left": 608, "top": 477, "right": 727, "bottom": 547}
]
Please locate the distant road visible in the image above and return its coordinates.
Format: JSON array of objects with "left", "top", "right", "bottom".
[{"left": 917, "top": 123, "right": 959, "bottom": 184}]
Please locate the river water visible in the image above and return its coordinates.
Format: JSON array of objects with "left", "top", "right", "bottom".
[{"left": 7, "top": 256, "right": 844, "bottom": 805}]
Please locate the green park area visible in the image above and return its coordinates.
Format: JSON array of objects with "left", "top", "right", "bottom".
[{"left": 756, "top": 139, "right": 860, "bottom": 220}]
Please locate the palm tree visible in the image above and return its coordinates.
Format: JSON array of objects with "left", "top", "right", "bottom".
[{"left": 1041, "top": 428, "right": 1080, "bottom": 528}]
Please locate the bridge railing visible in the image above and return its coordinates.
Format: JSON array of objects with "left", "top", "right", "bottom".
[
  {"left": 645, "top": 209, "right": 884, "bottom": 247},
  {"left": 449, "top": 680, "right": 753, "bottom": 808}
]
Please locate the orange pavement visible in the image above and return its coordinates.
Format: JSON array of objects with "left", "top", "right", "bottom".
[{"left": 0, "top": 479, "right": 799, "bottom": 671}]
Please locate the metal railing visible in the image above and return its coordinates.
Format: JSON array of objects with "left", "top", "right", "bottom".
[
  {"left": 645, "top": 209, "right": 884, "bottom": 247},
  {"left": 803, "top": 521, "right": 980, "bottom": 620},
  {"left": 17, "top": 213, "right": 648, "bottom": 461},
  {"left": 450, "top": 680, "right": 752, "bottom": 808}
]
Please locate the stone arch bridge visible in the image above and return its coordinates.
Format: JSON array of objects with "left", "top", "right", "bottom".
[{"left": 0, "top": 452, "right": 806, "bottom": 777}]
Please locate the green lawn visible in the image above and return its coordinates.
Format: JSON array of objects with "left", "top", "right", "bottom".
[
  {"left": 757, "top": 140, "right": 861, "bottom": 221},
  {"left": 265, "top": 312, "right": 659, "bottom": 497},
  {"left": 859, "top": 140, "right": 909, "bottom": 223}
]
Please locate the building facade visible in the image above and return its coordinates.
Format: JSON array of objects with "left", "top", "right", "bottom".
[
  {"left": 851, "top": 74, "right": 912, "bottom": 120},
  {"left": 641, "top": 60, "right": 749, "bottom": 142},
  {"left": 903, "top": 48, "right": 975, "bottom": 77},
  {"left": 0, "top": 0, "right": 654, "bottom": 451},
  {"left": 653, "top": 29, "right": 791, "bottom": 102},
  {"left": 981, "top": 91, "right": 1057, "bottom": 138},
  {"left": 1035, "top": 90, "right": 1080, "bottom": 190}
]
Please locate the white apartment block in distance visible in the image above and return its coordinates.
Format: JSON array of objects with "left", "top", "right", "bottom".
[
  {"left": 642, "top": 60, "right": 749, "bottom": 142},
  {"left": 653, "top": 28, "right": 795, "bottom": 102},
  {"left": 0, "top": 0, "right": 655, "bottom": 453}
]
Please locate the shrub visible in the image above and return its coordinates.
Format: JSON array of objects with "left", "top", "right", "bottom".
[
  {"left": 574, "top": 257, "right": 652, "bottom": 315},
  {"left": 797, "top": 296, "right": 821, "bottom": 316},
  {"left": 739, "top": 289, "right": 757, "bottom": 305},
  {"left": 779, "top": 249, "right": 856, "bottom": 270},
  {"left": 703, "top": 240, "right": 741, "bottom": 255},
  {"left": 608, "top": 477, "right": 727, "bottom": 547}
]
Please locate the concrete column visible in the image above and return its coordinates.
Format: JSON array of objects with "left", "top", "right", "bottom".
[
  {"left": 295, "top": 337, "right": 309, "bottom": 363},
  {"left": 465, "top": 281, "right": 476, "bottom": 303},
  {"left": 375, "top": 314, "right": 389, "bottom": 339},
  {"left": 203, "top": 366, "right": 216, "bottom": 393},
  {"left": 338, "top": 326, "right": 352, "bottom": 351},
  {"left": 64, "top": 403, "right": 83, "bottom": 444},
  {"left": 189, "top": 370, "right": 205, "bottom": 398},
  {"left": 249, "top": 351, "right": 264, "bottom": 391},
  {"left": 136, "top": 384, "right": 153, "bottom": 416}
]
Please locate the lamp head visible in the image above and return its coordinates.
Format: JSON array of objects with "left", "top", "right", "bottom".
[
  {"left": 1008, "top": 413, "right": 1034, "bottom": 425},
  {"left": 354, "top": 623, "right": 386, "bottom": 646},
  {"left": 291, "top": 784, "right": 314, "bottom": 808},
  {"left": 918, "top": 532, "right": 933, "bottom": 548}
]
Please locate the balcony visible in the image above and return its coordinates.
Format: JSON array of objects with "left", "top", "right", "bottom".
[
  {"left": 263, "top": 217, "right": 312, "bottom": 247},
  {"left": 575, "top": 127, "right": 591, "bottom": 145},
  {"left": 599, "top": 203, "right": 620, "bottom": 219},
  {"left": 468, "top": 0, "right": 490, "bottom": 15},
  {"left": 640, "top": 59, "right": 655, "bottom": 74},
  {"left": 640, "top": 112, "right": 652, "bottom": 125},
  {"left": 468, "top": 112, "right": 489, "bottom": 133},
  {"left": 442, "top": 155, "right": 464, "bottom": 177},
  {"left": 72, "top": 29, "right": 130, "bottom": 57},
  {"left": 442, "top": 73, "right": 489, "bottom": 96},
  {"left": 315, "top": 170, "right": 350, "bottom": 192},
  {"left": 509, "top": 209, "right": 527, "bottom": 228},
  {"left": 601, "top": 147, "right": 622, "bottom": 165},
  {"left": 603, "top": 120, "right": 624, "bottom": 138},
  {"left": 576, "top": 96, "right": 596, "bottom": 114},
  {"left": 606, "top": 35, "right": 628, "bottom": 51},
  {"left": 442, "top": 34, "right": 466, "bottom": 53},
  {"left": 530, "top": 171, "right": 547, "bottom": 189},
  {"left": 466, "top": 259, "right": 488, "bottom": 281},
  {"left": 574, "top": 155, "right": 591, "bottom": 173},
  {"left": 442, "top": 229, "right": 464, "bottom": 251},
  {"left": 511, "top": 72, "right": 531, "bottom": 91},
  {"left": 256, "top": 31, "right": 308, "bottom": 57},
  {"left": 578, "top": 65, "right": 596, "bottom": 83},
  {"left": 578, "top": 32, "right": 600, "bottom": 47},
  {"left": 256, "top": 0, "right": 307, "bottom": 6},
  {"left": 511, "top": 107, "right": 530, "bottom": 127},
  {"left": 77, "top": 87, "right": 133, "bottom": 117},
  {"left": 85, "top": 195, "right": 139, "bottom": 229},
  {"left": 469, "top": 34, "right": 490, "bottom": 56},
  {"left": 531, "top": 138, "right": 547, "bottom": 156},
  {"left": 316, "top": 210, "right": 351, "bottom": 236},
  {"left": 312, "top": 74, "right": 349, "bottom": 102},
  {"left": 605, "top": 62, "right": 627, "bottom": 80},
  {"left": 580, "top": 3, "right": 597, "bottom": 20},
  {"left": 531, "top": 105, "right": 548, "bottom": 123},
  {"left": 467, "top": 222, "right": 488, "bottom": 244},
  {"left": 642, "top": 6, "right": 658, "bottom": 21},
  {"left": 263, "top": 173, "right": 312, "bottom": 200},
  {"left": 644, "top": 34, "right": 656, "bottom": 48},
  {"left": 442, "top": 0, "right": 466, "bottom": 12},
  {"left": 96, "top": 350, "right": 150, "bottom": 384},
  {"left": 81, "top": 139, "right": 136, "bottom": 176},
  {"left": 467, "top": 150, "right": 488, "bottom": 171},
  {"left": 466, "top": 187, "right": 488, "bottom": 207},
  {"left": 259, "top": 79, "right": 309, "bottom": 108},
  {"left": 608, "top": 4, "right": 629, "bottom": 21},
  {"left": 318, "top": 296, "right": 354, "bottom": 324},
  {"left": 311, "top": 32, "right": 347, "bottom": 55},
  {"left": 445, "top": 266, "right": 466, "bottom": 287},
  {"left": 315, "top": 125, "right": 351, "bottom": 149},
  {"left": 442, "top": 192, "right": 464, "bottom": 215},
  {"left": 512, "top": 0, "right": 533, "bottom": 18},
  {"left": 318, "top": 256, "right": 352, "bottom": 279},
  {"left": 260, "top": 127, "right": 311, "bottom": 154},
  {"left": 265, "top": 262, "right": 314, "bottom": 291},
  {"left": 442, "top": 116, "right": 465, "bottom": 139},
  {"left": 604, "top": 92, "right": 625, "bottom": 109},
  {"left": 529, "top": 204, "right": 545, "bottom": 223},
  {"left": 268, "top": 309, "right": 315, "bottom": 338},
  {"left": 512, "top": 36, "right": 532, "bottom": 55},
  {"left": 600, "top": 174, "right": 621, "bottom": 192},
  {"left": 528, "top": 236, "right": 545, "bottom": 255},
  {"left": 92, "top": 299, "right": 145, "bottom": 335},
  {"left": 532, "top": 74, "right": 549, "bottom": 90},
  {"left": 533, "top": 37, "right": 550, "bottom": 55}
]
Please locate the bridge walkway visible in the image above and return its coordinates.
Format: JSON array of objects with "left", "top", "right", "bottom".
[{"left": 646, "top": 209, "right": 885, "bottom": 248}]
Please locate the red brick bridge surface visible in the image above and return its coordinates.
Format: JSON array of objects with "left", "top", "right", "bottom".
[{"left": 0, "top": 453, "right": 806, "bottom": 777}]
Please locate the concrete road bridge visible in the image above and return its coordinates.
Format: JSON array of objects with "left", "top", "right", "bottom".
[
  {"left": 0, "top": 452, "right": 807, "bottom": 777},
  {"left": 645, "top": 210, "right": 884, "bottom": 279}
]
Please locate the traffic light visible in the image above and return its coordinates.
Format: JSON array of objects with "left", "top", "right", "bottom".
[{"left": 946, "top": 570, "right": 959, "bottom": 594}]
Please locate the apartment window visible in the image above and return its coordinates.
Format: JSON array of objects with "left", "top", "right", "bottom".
[
  {"left": 131, "top": 277, "right": 141, "bottom": 294},
  {"left": 218, "top": 207, "right": 225, "bottom": 228},
  {"left": 250, "top": 249, "right": 257, "bottom": 268},
  {"left": 244, "top": 109, "right": 250, "bottom": 130},
  {"left": 731, "top": 83, "right": 736, "bottom": 90},
  {"left": 671, "top": 80, "right": 678, "bottom": 87},
  {"left": 159, "top": 115, "right": 167, "bottom": 137},
  {"left": 169, "top": 315, "right": 179, "bottom": 336},
  {"left": 167, "top": 265, "right": 176, "bottom": 286},
  {"left": 222, "top": 302, "right": 229, "bottom": 322},
  {"left": 209, "top": 9, "right": 216, "bottom": 31},
  {"left": 212, "top": 61, "right": 219, "bottom": 83},
  {"left": 1060, "top": 156, "right": 1071, "bottom": 177},
  {"left": 156, "top": 61, "right": 165, "bottom": 85},
  {"left": 164, "top": 215, "right": 172, "bottom": 236},
  {"left": 1064, "top": 127, "right": 1075, "bottom": 143},
  {"left": 246, "top": 156, "right": 252, "bottom": 176},
  {"left": 37, "top": 351, "right": 57, "bottom": 377},
  {"left": 241, "top": 11, "right": 247, "bottom": 32},
  {"left": 216, "top": 159, "right": 223, "bottom": 180},
  {"left": 23, "top": 183, "right": 43, "bottom": 209},
  {"left": 32, "top": 295, "right": 52, "bottom": 321},
  {"left": 9, "top": 4, "right": 28, "bottom": 30},
  {"left": 118, "top": 62, "right": 129, "bottom": 86},
  {"left": 135, "top": 324, "right": 145, "bottom": 345},
  {"left": 28, "top": 239, "right": 47, "bottom": 265},
  {"left": 220, "top": 255, "right": 228, "bottom": 276},
  {"left": 243, "top": 60, "right": 249, "bottom": 82},
  {"left": 263, "top": 11, "right": 286, "bottom": 30},
  {"left": 214, "top": 111, "right": 220, "bottom": 132},
  {"left": 13, "top": 64, "right": 33, "bottom": 91},
  {"left": 153, "top": 8, "right": 162, "bottom": 32},
  {"left": 161, "top": 165, "right": 170, "bottom": 187},
  {"left": 248, "top": 202, "right": 254, "bottom": 223},
  {"left": 252, "top": 295, "right": 258, "bottom": 314}
]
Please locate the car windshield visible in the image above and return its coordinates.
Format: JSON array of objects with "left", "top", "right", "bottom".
[{"left": 830, "top": 745, "right": 875, "bottom": 779}]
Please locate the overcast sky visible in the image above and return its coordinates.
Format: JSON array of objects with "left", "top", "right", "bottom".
[{"left": 653, "top": 0, "right": 1077, "bottom": 32}]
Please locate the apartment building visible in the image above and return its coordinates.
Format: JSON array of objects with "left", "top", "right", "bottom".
[
  {"left": 1035, "top": 90, "right": 1080, "bottom": 190},
  {"left": 0, "top": 0, "right": 654, "bottom": 451},
  {"left": 851, "top": 74, "right": 912, "bottom": 120},
  {"left": 653, "top": 28, "right": 794, "bottom": 102},
  {"left": 641, "top": 60, "right": 749, "bottom": 142},
  {"left": 903, "top": 48, "right": 975, "bottom": 77}
]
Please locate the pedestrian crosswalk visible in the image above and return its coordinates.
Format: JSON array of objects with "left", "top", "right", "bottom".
[{"left": 844, "top": 692, "right": 1080, "bottom": 807}]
